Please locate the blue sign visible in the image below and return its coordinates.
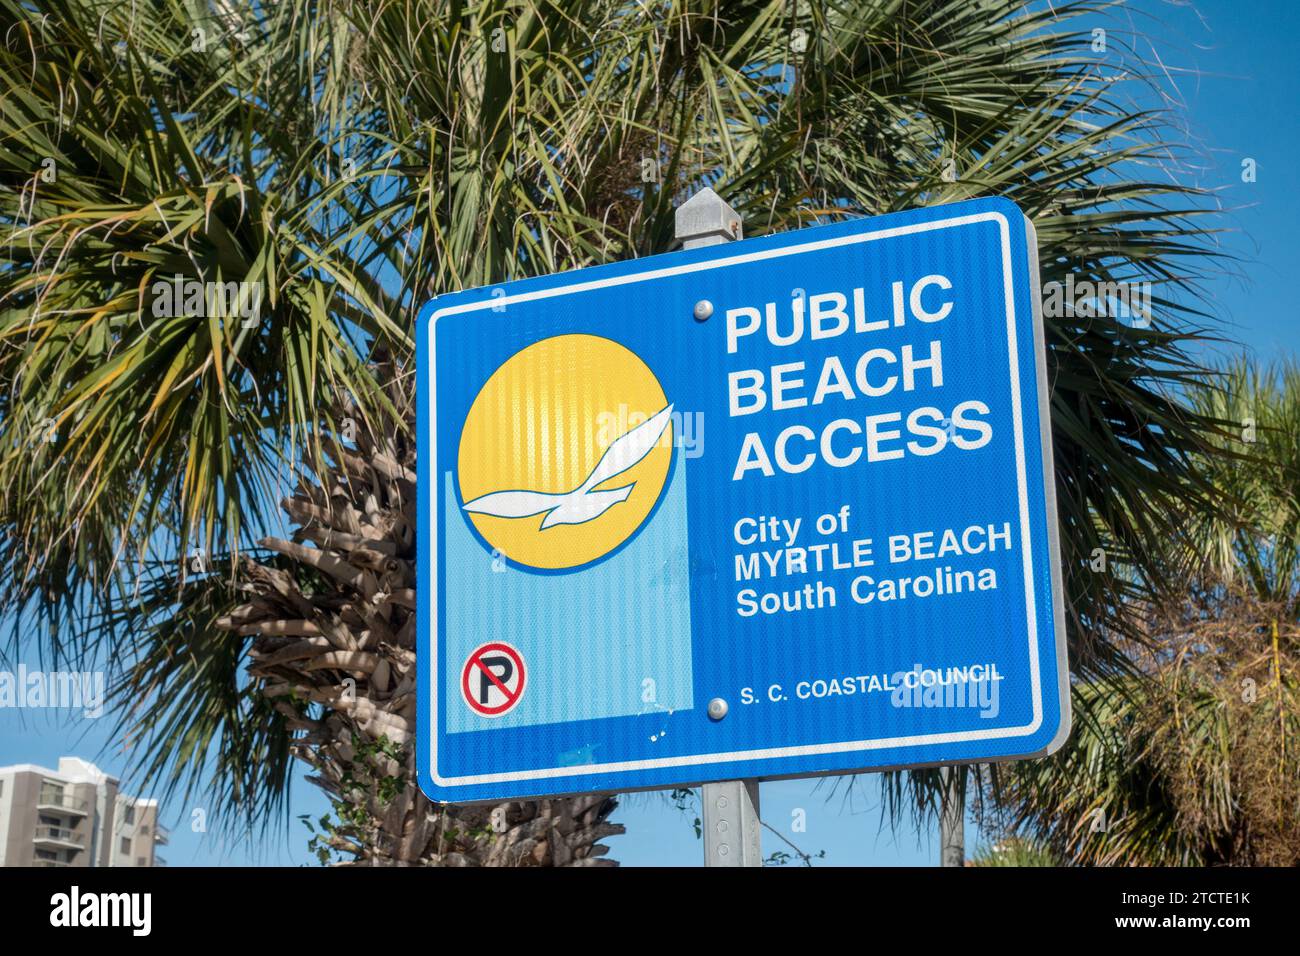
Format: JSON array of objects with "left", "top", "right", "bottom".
[{"left": 417, "top": 196, "right": 1069, "bottom": 803}]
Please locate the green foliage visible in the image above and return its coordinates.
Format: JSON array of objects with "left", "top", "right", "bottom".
[
  {"left": 94, "top": 561, "right": 297, "bottom": 837},
  {"left": 669, "top": 787, "right": 702, "bottom": 839},
  {"left": 1182, "top": 360, "right": 1300, "bottom": 601},
  {"left": 971, "top": 836, "right": 1058, "bottom": 867},
  {"left": 298, "top": 735, "right": 411, "bottom": 864},
  {"left": 338, "top": 733, "right": 408, "bottom": 811},
  {"left": 0, "top": 1, "right": 405, "bottom": 653},
  {"left": 982, "top": 363, "right": 1300, "bottom": 866},
  {"left": 299, "top": 812, "right": 344, "bottom": 866},
  {"left": 761, "top": 837, "right": 826, "bottom": 867}
]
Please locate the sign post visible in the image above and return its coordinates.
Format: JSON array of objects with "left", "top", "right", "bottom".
[
  {"left": 416, "top": 192, "right": 1070, "bottom": 843},
  {"left": 940, "top": 765, "right": 965, "bottom": 867},
  {"left": 674, "top": 190, "right": 762, "bottom": 867}
]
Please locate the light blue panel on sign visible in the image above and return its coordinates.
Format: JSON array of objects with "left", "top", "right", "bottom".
[{"left": 442, "top": 455, "right": 695, "bottom": 733}]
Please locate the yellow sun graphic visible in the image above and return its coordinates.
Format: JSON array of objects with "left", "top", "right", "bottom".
[{"left": 456, "top": 334, "right": 674, "bottom": 570}]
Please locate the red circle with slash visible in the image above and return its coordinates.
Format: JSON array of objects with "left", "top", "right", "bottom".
[{"left": 461, "top": 642, "right": 527, "bottom": 717}]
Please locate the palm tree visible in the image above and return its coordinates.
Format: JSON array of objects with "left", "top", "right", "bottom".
[
  {"left": 980, "top": 362, "right": 1300, "bottom": 866},
  {"left": 970, "top": 836, "right": 1057, "bottom": 867},
  {"left": 0, "top": 0, "right": 1230, "bottom": 863},
  {"left": 233, "top": 373, "right": 623, "bottom": 864}
]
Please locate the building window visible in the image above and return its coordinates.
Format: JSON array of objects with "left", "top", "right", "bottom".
[
  {"left": 123, "top": 805, "right": 135, "bottom": 825},
  {"left": 0, "top": 779, "right": 5, "bottom": 797},
  {"left": 136, "top": 857, "right": 146, "bottom": 867},
  {"left": 120, "top": 837, "right": 131, "bottom": 855}
]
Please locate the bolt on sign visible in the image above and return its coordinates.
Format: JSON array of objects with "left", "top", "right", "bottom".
[{"left": 417, "top": 196, "right": 1069, "bottom": 803}]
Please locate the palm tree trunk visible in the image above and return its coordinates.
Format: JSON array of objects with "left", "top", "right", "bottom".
[{"left": 217, "top": 380, "right": 623, "bottom": 865}]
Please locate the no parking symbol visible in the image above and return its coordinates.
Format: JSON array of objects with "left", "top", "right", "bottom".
[{"left": 461, "top": 642, "right": 526, "bottom": 717}]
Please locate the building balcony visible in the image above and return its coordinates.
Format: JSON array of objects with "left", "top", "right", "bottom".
[
  {"left": 154, "top": 855, "right": 168, "bottom": 868},
  {"left": 33, "top": 825, "right": 85, "bottom": 850},
  {"left": 154, "top": 824, "right": 170, "bottom": 846},
  {"left": 33, "top": 858, "right": 71, "bottom": 867},
  {"left": 36, "top": 793, "right": 89, "bottom": 817}
]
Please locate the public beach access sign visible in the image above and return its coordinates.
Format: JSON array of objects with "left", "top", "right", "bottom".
[{"left": 417, "top": 195, "right": 1070, "bottom": 803}]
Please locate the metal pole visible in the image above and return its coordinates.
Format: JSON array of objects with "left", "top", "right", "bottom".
[
  {"left": 703, "top": 779, "right": 762, "bottom": 867},
  {"left": 940, "top": 765, "right": 965, "bottom": 867},
  {"left": 675, "top": 187, "right": 761, "bottom": 868}
]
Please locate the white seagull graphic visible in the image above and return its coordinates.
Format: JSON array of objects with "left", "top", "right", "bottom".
[{"left": 463, "top": 404, "right": 674, "bottom": 530}]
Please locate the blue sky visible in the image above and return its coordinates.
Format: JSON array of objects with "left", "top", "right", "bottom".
[{"left": 2, "top": 0, "right": 1297, "bottom": 866}]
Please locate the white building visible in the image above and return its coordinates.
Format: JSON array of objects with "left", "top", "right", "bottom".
[{"left": 0, "top": 757, "right": 168, "bottom": 867}]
